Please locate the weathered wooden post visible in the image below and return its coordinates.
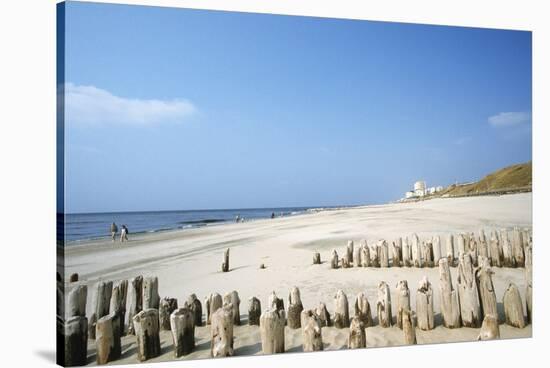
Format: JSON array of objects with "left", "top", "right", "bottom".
[
  {"left": 403, "top": 237, "right": 412, "bottom": 267},
  {"left": 96, "top": 281, "right": 113, "bottom": 319},
  {"left": 395, "top": 280, "right": 410, "bottom": 329},
  {"left": 354, "top": 246, "right": 362, "bottom": 268},
  {"left": 287, "top": 287, "right": 304, "bottom": 329},
  {"left": 170, "top": 307, "right": 195, "bottom": 357},
  {"left": 511, "top": 227, "right": 525, "bottom": 267},
  {"left": 475, "top": 258, "right": 498, "bottom": 319},
  {"left": 268, "top": 291, "right": 285, "bottom": 314},
  {"left": 69, "top": 273, "right": 79, "bottom": 283},
  {"left": 354, "top": 292, "right": 373, "bottom": 327},
  {"left": 348, "top": 316, "right": 366, "bottom": 349},
  {"left": 210, "top": 304, "right": 234, "bottom": 357},
  {"left": 525, "top": 244, "right": 533, "bottom": 323},
  {"left": 208, "top": 293, "right": 223, "bottom": 325},
  {"left": 187, "top": 294, "right": 202, "bottom": 327},
  {"left": 456, "top": 234, "right": 466, "bottom": 258},
  {"left": 468, "top": 235, "right": 479, "bottom": 267},
  {"left": 96, "top": 313, "right": 121, "bottom": 364},
  {"left": 477, "top": 314, "right": 500, "bottom": 340},
  {"left": 68, "top": 284, "right": 87, "bottom": 318},
  {"left": 360, "top": 244, "right": 369, "bottom": 267},
  {"left": 126, "top": 275, "right": 143, "bottom": 335},
  {"left": 341, "top": 257, "right": 350, "bottom": 269},
  {"left": 64, "top": 316, "right": 88, "bottom": 366},
  {"left": 109, "top": 282, "right": 125, "bottom": 337},
  {"left": 224, "top": 290, "right": 241, "bottom": 326},
  {"left": 457, "top": 254, "right": 482, "bottom": 328},
  {"left": 392, "top": 238, "right": 403, "bottom": 267},
  {"left": 416, "top": 276, "right": 434, "bottom": 330},
  {"left": 402, "top": 310, "right": 416, "bottom": 345},
  {"left": 331, "top": 249, "right": 339, "bottom": 269},
  {"left": 222, "top": 248, "right": 230, "bottom": 272},
  {"left": 489, "top": 231, "right": 502, "bottom": 267},
  {"left": 301, "top": 310, "right": 323, "bottom": 351},
  {"left": 411, "top": 233, "right": 422, "bottom": 267},
  {"left": 260, "top": 307, "right": 285, "bottom": 354},
  {"left": 501, "top": 230, "right": 513, "bottom": 267},
  {"left": 478, "top": 230, "right": 489, "bottom": 261},
  {"left": 142, "top": 276, "right": 159, "bottom": 310},
  {"left": 503, "top": 283, "right": 525, "bottom": 328},
  {"left": 369, "top": 244, "right": 380, "bottom": 267},
  {"left": 313, "top": 252, "right": 321, "bottom": 265},
  {"left": 379, "top": 240, "right": 389, "bottom": 268},
  {"left": 159, "top": 297, "right": 178, "bottom": 330},
  {"left": 248, "top": 296, "right": 261, "bottom": 325},
  {"left": 134, "top": 309, "right": 161, "bottom": 361},
  {"left": 446, "top": 233, "right": 455, "bottom": 266},
  {"left": 422, "top": 241, "right": 434, "bottom": 267},
  {"left": 438, "top": 258, "right": 461, "bottom": 328},
  {"left": 315, "top": 302, "right": 332, "bottom": 327},
  {"left": 334, "top": 289, "right": 350, "bottom": 328},
  {"left": 432, "top": 235, "right": 442, "bottom": 264},
  {"left": 377, "top": 281, "right": 393, "bottom": 327},
  {"left": 346, "top": 240, "right": 354, "bottom": 264},
  {"left": 205, "top": 296, "right": 211, "bottom": 325}
]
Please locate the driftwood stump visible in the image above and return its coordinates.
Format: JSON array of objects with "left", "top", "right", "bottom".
[
  {"left": 457, "top": 254, "right": 481, "bottom": 327},
  {"left": 411, "top": 233, "right": 422, "bottom": 267},
  {"left": 403, "top": 237, "right": 412, "bottom": 267},
  {"left": 187, "top": 294, "right": 202, "bottom": 327},
  {"left": 287, "top": 287, "right": 304, "bottom": 329},
  {"left": 348, "top": 316, "right": 366, "bottom": 349},
  {"left": 133, "top": 309, "right": 161, "bottom": 361},
  {"left": 369, "top": 244, "right": 380, "bottom": 267},
  {"left": 446, "top": 234, "right": 455, "bottom": 266},
  {"left": 395, "top": 280, "right": 410, "bottom": 329},
  {"left": 422, "top": 241, "right": 434, "bottom": 267},
  {"left": 457, "top": 234, "right": 466, "bottom": 258},
  {"left": 353, "top": 246, "right": 362, "bottom": 267},
  {"left": 416, "top": 277, "right": 434, "bottom": 330},
  {"left": 377, "top": 281, "right": 393, "bottom": 327},
  {"left": 361, "top": 243, "right": 370, "bottom": 267},
  {"left": 96, "top": 281, "right": 113, "bottom": 319},
  {"left": 346, "top": 240, "right": 354, "bottom": 264},
  {"left": 68, "top": 284, "right": 87, "bottom": 318},
  {"left": 503, "top": 283, "right": 525, "bottom": 328},
  {"left": 511, "top": 228, "right": 525, "bottom": 267},
  {"left": 207, "top": 293, "right": 223, "bottom": 325},
  {"left": 159, "top": 297, "right": 178, "bottom": 330},
  {"left": 126, "top": 276, "right": 143, "bottom": 335},
  {"left": 489, "top": 231, "right": 502, "bottom": 267},
  {"left": 223, "top": 290, "right": 241, "bottom": 326},
  {"left": 468, "top": 235, "right": 478, "bottom": 267},
  {"left": 438, "top": 258, "right": 461, "bottom": 328},
  {"left": 96, "top": 314, "right": 121, "bottom": 364},
  {"left": 477, "top": 314, "right": 500, "bottom": 340},
  {"left": 525, "top": 249, "right": 533, "bottom": 323},
  {"left": 210, "top": 304, "right": 234, "bottom": 357},
  {"left": 402, "top": 310, "right": 416, "bottom": 345},
  {"left": 478, "top": 233, "right": 489, "bottom": 261},
  {"left": 109, "top": 283, "right": 124, "bottom": 337},
  {"left": 392, "top": 238, "right": 402, "bottom": 267},
  {"left": 379, "top": 240, "right": 389, "bottom": 268},
  {"left": 331, "top": 249, "right": 339, "bottom": 269},
  {"left": 315, "top": 302, "right": 332, "bottom": 327},
  {"left": 170, "top": 307, "right": 195, "bottom": 357},
  {"left": 268, "top": 291, "right": 285, "bottom": 314},
  {"left": 432, "top": 235, "right": 442, "bottom": 263},
  {"left": 475, "top": 258, "right": 498, "bottom": 319},
  {"left": 501, "top": 231, "right": 513, "bottom": 267},
  {"left": 313, "top": 252, "right": 321, "bottom": 265},
  {"left": 248, "top": 296, "right": 261, "bottom": 325},
  {"left": 222, "top": 248, "right": 230, "bottom": 272},
  {"left": 301, "top": 310, "right": 323, "bottom": 351},
  {"left": 260, "top": 307, "right": 285, "bottom": 354},
  {"left": 142, "top": 276, "right": 159, "bottom": 310},
  {"left": 64, "top": 316, "right": 88, "bottom": 366},
  {"left": 334, "top": 290, "right": 350, "bottom": 328},
  {"left": 354, "top": 292, "right": 373, "bottom": 327}
]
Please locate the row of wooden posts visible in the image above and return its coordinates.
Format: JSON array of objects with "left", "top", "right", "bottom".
[
  {"left": 61, "top": 249, "right": 532, "bottom": 365},
  {"left": 313, "top": 227, "right": 532, "bottom": 269}
]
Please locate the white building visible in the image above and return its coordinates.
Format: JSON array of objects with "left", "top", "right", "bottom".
[{"left": 403, "top": 180, "right": 443, "bottom": 200}]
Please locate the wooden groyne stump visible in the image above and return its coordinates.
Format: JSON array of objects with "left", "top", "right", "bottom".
[
  {"left": 68, "top": 284, "right": 87, "bottom": 318},
  {"left": 501, "top": 231, "right": 514, "bottom": 267},
  {"left": 315, "top": 302, "right": 332, "bottom": 327},
  {"left": 268, "top": 291, "right": 285, "bottom": 314},
  {"left": 391, "top": 238, "right": 402, "bottom": 267},
  {"left": 133, "top": 309, "right": 161, "bottom": 361},
  {"left": 377, "top": 281, "right": 392, "bottom": 328},
  {"left": 475, "top": 258, "right": 498, "bottom": 319},
  {"left": 478, "top": 231, "right": 489, "bottom": 261},
  {"left": 170, "top": 307, "right": 195, "bottom": 357},
  {"left": 369, "top": 244, "right": 380, "bottom": 268},
  {"left": 379, "top": 240, "right": 389, "bottom": 268},
  {"left": 288, "top": 286, "right": 304, "bottom": 329},
  {"left": 313, "top": 252, "right": 321, "bottom": 265},
  {"left": 512, "top": 228, "right": 525, "bottom": 267},
  {"left": 468, "top": 235, "right": 479, "bottom": 267},
  {"left": 422, "top": 241, "right": 434, "bottom": 267},
  {"left": 438, "top": 258, "right": 461, "bottom": 328},
  {"left": 69, "top": 273, "right": 79, "bottom": 283},
  {"left": 334, "top": 289, "right": 350, "bottom": 328},
  {"left": 489, "top": 231, "right": 502, "bottom": 267},
  {"left": 432, "top": 235, "right": 442, "bottom": 264},
  {"left": 402, "top": 310, "right": 416, "bottom": 345},
  {"left": 210, "top": 304, "right": 234, "bottom": 357},
  {"left": 353, "top": 246, "right": 362, "bottom": 267},
  {"left": 187, "top": 294, "right": 202, "bottom": 327},
  {"left": 142, "top": 276, "right": 159, "bottom": 310},
  {"left": 354, "top": 292, "right": 373, "bottom": 327},
  {"left": 248, "top": 296, "right": 261, "bottom": 325},
  {"left": 416, "top": 276, "right": 434, "bottom": 330},
  {"left": 207, "top": 293, "right": 223, "bottom": 325},
  {"left": 109, "top": 282, "right": 125, "bottom": 337},
  {"left": 503, "top": 283, "right": 525, "bottom": 328},
  {"left": 411, "top": 233, "right": 422, "bottom": 267},
  {"left": 445, "top": 234, "right": 455, "bottom": 266},
  {"left": 96, "top": 313, "right": 121, "bottom": 364},
  {"left": 403, "top": 237, "right": 412, "bottom": 267},
  {"left": 395, "top": 280, "right": 410, "bottom": 330},
  {"left": 127, "top": 276, "right": 143, "bottom": 335},
  {"left": 331, "top": 249, "right": 339, "bottom": 269},
  {"left": 301, "top": 310, "right": 323, "bottom": 351},
  {"left": 477, "top": 314, "right": 500, "bottom": 340},
  {"left": 224, "top": 290, "right": 241, "bottom": 326},
  {"left": 159, "top": 297, "right": 178, "bottom": 331},
  {"left": 346, "top": 240, "right": 354, "bottom": 265},
  {"left": 456, "top": 234, "right": 466, "bottom": 258},
  {"left": 457, "top": 254, "right": 481, "bottom": 328},
  {"left": 96, "top": 281, "right": 113, "bottom": 319},
  {"left": 348, "top": 316, "right": 366, "bottom": 349},
  {"left": 222, "top": 248, "right": 230, "bottom": 272},
  {"left": 260, "top": 307, "right": 285, "bottom": 354},
  {"left": 361, "top": 242, "right": 370, "bottom": 267},
  {"left": 64, "top": 316, "right": 88, "bottom": 367}
]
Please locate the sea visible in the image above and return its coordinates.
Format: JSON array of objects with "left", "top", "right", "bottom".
[{"left": 63, "top": 207, "right": 324, "bottom": 244}]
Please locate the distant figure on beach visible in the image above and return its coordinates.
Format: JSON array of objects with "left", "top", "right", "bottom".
[
  {"left": 120, "top": 225, "right": 129, "bottom": 242},
  {"left": 110, "top": 222, "right": 118, "bottom": 242},
  {"left": 271, "top": 212, "right": 275, "bottom": 219},
  {"left": 235, "top": 214, "right": 240, "bottom": 223}
]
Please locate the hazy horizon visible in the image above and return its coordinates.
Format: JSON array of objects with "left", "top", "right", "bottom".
[{"left": 62, "top": 2, "right": 532, "bottom": 213}]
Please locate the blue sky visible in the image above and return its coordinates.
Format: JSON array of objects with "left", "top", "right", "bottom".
[{"left": 62, "top": 1, "right": 532, "bottom": 213}]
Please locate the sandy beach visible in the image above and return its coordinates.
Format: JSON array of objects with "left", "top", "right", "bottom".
[{"left": 63, "top": 193, "right": 532, "bottom": 365}]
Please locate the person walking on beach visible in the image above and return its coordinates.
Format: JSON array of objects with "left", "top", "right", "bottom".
[
  {"left": 120, "top": 225, "right": 129, "bottom": 242},
  {"left": 110, "top": 222, "right": 118, "bottom": 242}
]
